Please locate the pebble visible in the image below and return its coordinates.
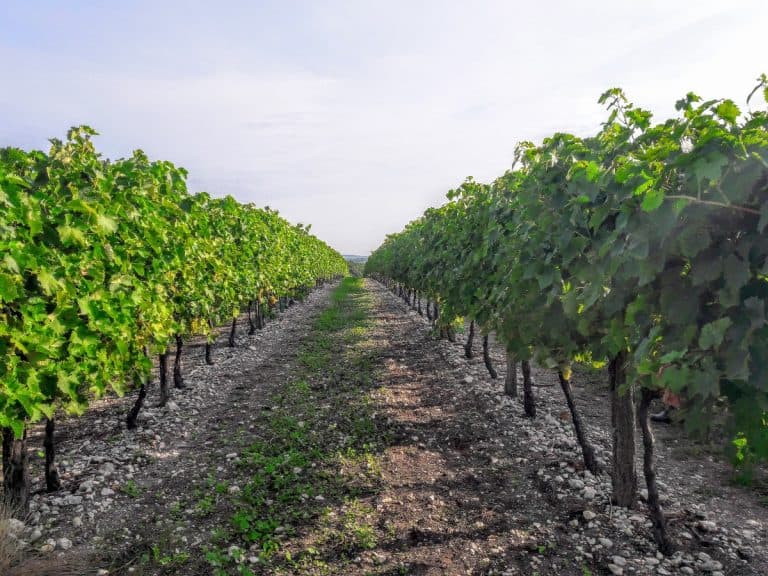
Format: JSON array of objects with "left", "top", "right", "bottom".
[
  {"left": 583, "top": 510, "right": 596, "bottom": 521},
  {"left": 79, "top": 479, "right": 95, "bottom": 493},
  {"left": 64, "top": 495, "right": 83, "bottom": 506},
  {"left": 569, "top": 478, "right": 585, "bottom": 490},
  {"left": 5, "top": 518, "right": 25, "bottom": 535},
  {"left": 700, "top": 560, "right": 723, "bottom": 571},
  {"left": 28, "top": 528, "right": 43, "bottom": 543}
]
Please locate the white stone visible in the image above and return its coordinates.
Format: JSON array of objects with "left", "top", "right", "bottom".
[
  {"left": 599, "top": 538, "right": 613, "bottom": 548},
  {"left": 5, "top": 518, "right": 25, "bottom": 536},
  {"left": 56, "top": 537, "right": 73, "bottom": 550},
  {"left": 29, "top": 529, "right": 43, "bottom": 543},
  {"left": 583, "top": 510, "right": 597, "bottom": 521}
]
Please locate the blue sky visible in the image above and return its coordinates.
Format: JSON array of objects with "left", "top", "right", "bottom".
[{"left": 1, "top": 1, "right": 766, "bottom": 253}]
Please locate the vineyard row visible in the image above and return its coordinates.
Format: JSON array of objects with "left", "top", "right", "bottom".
[
  {"left": 0, "top": 127, "right": 347, "bottom": 513},
  {"left": 365, "top": 76, "right": 768, "bottom": 553}
]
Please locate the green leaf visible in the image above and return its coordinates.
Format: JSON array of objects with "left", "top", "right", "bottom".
[
  {"left": 0, "top": 272, "right": 20, "bottom": 301},
  {"left": 95, "top": 213, "right": 118, "bottom": 234},
  {"left": 678, "top": 226, "right": 710, "bottom": 258},
  {"left": 58, "top": 225, "right": 87, "bottom": 246},
  {"left": 692, "top": 153, "right": 728, "bottom": 185},
  {"left": 634, "top": 177, "right": 653, "bottom": 197},
  {"left": 640, "top": 187, "right": 665, "bottom": 212},
  {"left": 699, "top": 318, "right": 732, "bottom": 350},
  {"left": 658, "top": 350, "right": 687, "bottom": 364},
  {"left": 585, "top": 161, "right": 600, "bottom": 182},
  {"left": 3, "top": 254, "right": 20, "bottom": 274},
  {"left": 37, "top": 269, "right": 60, "bottom": 296},
  {"left": 723, "top": 254, "right": 750, "bottom": 292},
  {"left": 10, "top": 420, "right": 25, "bottom": 439},
  {"left": 659, "top": 365, "right": 690, "bottom": 393},
  {"left": 715, "top": 100, "right": 740, "bottom": 124}
]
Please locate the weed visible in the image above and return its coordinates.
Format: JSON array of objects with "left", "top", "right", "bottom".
[{"left": 119, "top": 479, "right": 142, "bottom": 498}]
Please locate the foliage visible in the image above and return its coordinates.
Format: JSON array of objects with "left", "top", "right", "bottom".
[
  {"left": 366, "top": 76, "right": 768, "bottom": 466},
  {"left": 0, "top": 128, "right": 347, "bottom": 437}
]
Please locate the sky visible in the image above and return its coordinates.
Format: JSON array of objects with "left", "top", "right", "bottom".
[{"left": 1, "top": 1, "right": 766, "bottom": 254}]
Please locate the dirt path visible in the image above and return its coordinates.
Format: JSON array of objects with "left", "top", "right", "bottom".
[
  {"left": 372, "top": 281, "right": 767, "bottom": 576},
  {"left": 9, "top": 283, "right": 337, "bottom": 575},
  {"left": 9, "top": 278, "right": 767, "bottom": 576}
]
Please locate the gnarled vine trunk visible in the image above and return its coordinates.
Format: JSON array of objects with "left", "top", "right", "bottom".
[
  {"left": 204, "top": 319, "right": 215, "bottom": 365},
  {"left": 464, "top": 320, "right": 475, "bottom": 358},
  {"left": 639, "top": 389, "right": 674, "bottom": 554},
  {"left": 2, "top": 427, "right": 29, "bottom": 515},
  {"left": 158, "top": 351, "right": 170, "bottom": 407},
  {"left": 483, "top": 335, "right": 497, "bottom": 379},
  {"left": 228, "top": 317, "right": 237, "bottom": 347},
  {"left": 504, "top": 349, "right": 517, "bottom": 397},
  {"left": 44, "top": 418, "right": 61, "bottom": 492},
  {"left": 126, "top": 380, "right": 147, "bottom": 430},
  {"left": 522, "top": 360, "right": 536, "bottom": 417},
  {"left": 247, "top": 301, "right": 256, "bottom": 335},
  {"left": 610, "top": 352, "right": 636, "bottom": 507},
  {"left": 557, "top": 370, "right": 598, "bottom": 474},
  {"left": 173, "top": 335, "right": 185, "bottom": 389},
  {"left": 256, "top": 299, "right": 264, "bottom": 329}
]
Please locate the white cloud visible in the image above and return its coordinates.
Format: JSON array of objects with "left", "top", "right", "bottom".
[{"left": 1, "top": 0, "right": 766, "bottom": 253}]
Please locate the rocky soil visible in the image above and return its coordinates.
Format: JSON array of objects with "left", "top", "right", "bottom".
[
  {"left": 5, "top": 284, "right": 336, "bottom": 574},
  {"left": 378, "top": 282, "right": 767, "bottom": 575},
  {"left": 3, "top": 278, "right": 766, "bottom": 575}
]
